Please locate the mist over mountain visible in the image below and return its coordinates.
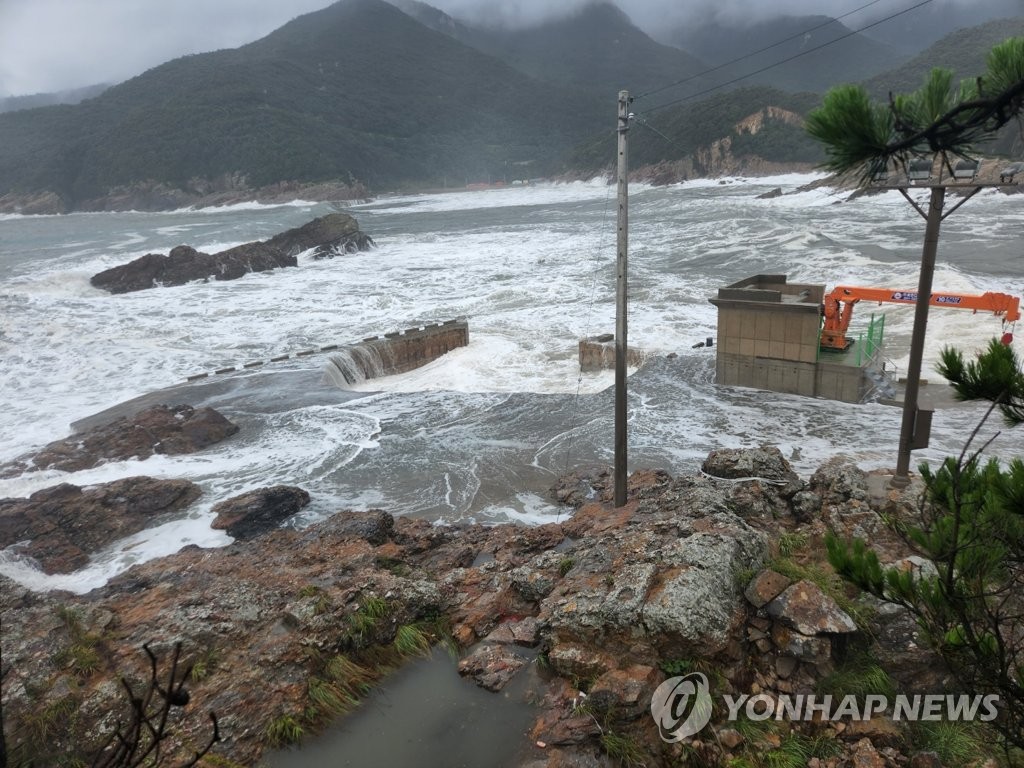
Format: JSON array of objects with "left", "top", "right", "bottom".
[
  {"left": 0, "top": 0, "right": 603, "bottom": 207},
  {"left": 860, "top": 16, "right": 1024, "bottom": 97},
  {"left": 854, "top": 0, "right": 1024, "bottom": 54},
  {"left": 0, "top": 84, "right": 110, "bottom": 114},
  {"left": 421, "top": 0, "right": 1021, "bottom": 48},
  {"left": 399, "top": 1, "right": 706, "bottom": 96},
  {"left": 662, "top": 15, "right": 905, "bottom": 96}
]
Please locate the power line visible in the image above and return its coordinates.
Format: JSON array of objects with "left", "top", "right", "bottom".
[
  {"left": 636, "top": 0, "right": 892, "bottom": 101},
  {"left": 632, "top": 115, "right": 690, "bottom": 156},
  {"left": 640, "top": 0, "right": 934, "bottom": 117}
]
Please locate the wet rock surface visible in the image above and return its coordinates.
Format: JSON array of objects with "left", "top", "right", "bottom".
[
  {"left": 90, "top": 213, "right": 373, "bottom": 293},
  {"left": 211, "top": 485, "right": 311, "bottom": 540},
  {"left": 265, "top": 212, "right": 375, "bottom": 259},
  {"left": 0, "top": 404, "right": 238, "bottom": 476},
  {"left": 0, "top": 451, "right": 958, "bottom": 766},
  {"left": 0, "top": 476, "right": 201, "bottom": 573}
]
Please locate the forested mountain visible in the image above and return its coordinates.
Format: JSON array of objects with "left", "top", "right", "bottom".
[
  {"left": 0, "top": 84, "right": 110, "bottom": 114},
  {"left": 860, "top": 17, "right": 1024, "bottom": 97},
  {"left": 0, "top": 0, "right": 603, "bottom": 206},
  {"left": 0, "top": 0, "right": 1020, "bottom": 212},
  {"left": 569, "top": 13, "right": 1024, "bottom": 178},
  {"left": 568, "top": 86, "right": 824, "bottom": 177}
]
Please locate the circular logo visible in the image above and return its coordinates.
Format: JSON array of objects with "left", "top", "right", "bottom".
[{"left": 650, "top": 672, "right": 713, "bottom": 742}]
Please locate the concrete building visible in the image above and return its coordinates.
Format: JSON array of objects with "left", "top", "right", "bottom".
[{"left": 709, "top": 274, "right": 887, "bottom": 403}]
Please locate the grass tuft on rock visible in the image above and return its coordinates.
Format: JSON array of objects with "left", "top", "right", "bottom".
[
  {"left": 816, "top": 651, "right": 895, "bottom": 701},
  {"left": 600, "top": 730, "right": 646, "bottom": 767},
  {"left": 264, "top": 713, "right": 304, "bottom": 747},
  {"left": 910, "top": 720, "right": 991, "bottom": 767},
  {"left": 394, "top": 623, "right": 432, "bottom": 657}
]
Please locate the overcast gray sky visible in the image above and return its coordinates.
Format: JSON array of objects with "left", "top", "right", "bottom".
[{"left": 0, "top": 0, "right": 1015, "bottom": 97}]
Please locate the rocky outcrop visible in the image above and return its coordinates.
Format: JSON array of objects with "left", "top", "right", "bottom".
[
  {"left": 0, "top": 452, "right": 965, "bottom": 767},
  {"left": 1, "top": 404, "right": 238, "bottom": 476},
  {"left": 264, "top": 212, "right": 374, "bottom": 259},
  {"left": 0, "top": 476, "right": 201, "bottom": 573},
  {"left": 89, "top": 213, "right": 374, "bottom": 293},
  {"left": 211, "top": 485, "right": 311, "bottom": 540},
  {"left": 0, "top": 190, "right": 68, "bottom": 215},
  {"left": 89, "top": 243, "right": 296, "bottom": 293}
]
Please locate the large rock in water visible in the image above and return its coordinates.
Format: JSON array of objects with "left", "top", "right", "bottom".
[
  {"left": 90, "top": 213, "right": 373, "bottom": 293},
  {"left": 265, "top": 212, "right": 374, "bottom": 259},
  {"left": 210, "top": 485, "right": 311, "bottom": 540},
  {"left": 0, "top": 404, "right": 239, "bottom": 476},
  {"left": 0, "top": 476, "right": 201, "bottom": 573}
]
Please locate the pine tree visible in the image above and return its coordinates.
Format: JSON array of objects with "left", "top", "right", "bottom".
[
  {"left": 811, "top": 37, "right": 1024, "bottom": 750},
  {"left": 806, "top": 37, "right": 1024, "bottom": 180},
  {"left": 827, "top": 340, "right": 1024, "bottom": 749}
]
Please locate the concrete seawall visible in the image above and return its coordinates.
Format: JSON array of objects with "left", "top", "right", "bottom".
[
  {"left": 72, "top": 319, "right": 469, "bottom": 431},
  {"left": 184, "top": 319, "right": 469, "bottom": 383},
  {"left": 327, "top": 320, "right": 470, "bottom": 385}
]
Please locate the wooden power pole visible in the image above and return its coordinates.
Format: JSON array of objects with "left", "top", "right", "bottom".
[{"left": 614, "top": 90, "right": 630, "bottom": 508}]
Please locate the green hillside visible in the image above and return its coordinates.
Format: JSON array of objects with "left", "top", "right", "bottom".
[
  {"left": 568, "top": 87, "right": 824, "bottom": 174},
  {"left": 2, "top": 0, "right": 1019, "bottom": 210},
  {"left": 860, "top": 17, "right": 1024, "bottom": 97},
  {"left": 568, "top": 18, "right": 1024, "bottom": 176},
  {"left": 0, "top": 0, "right": 603, "bottom": 205},
  {"left": 859, "top": 19, "right": 1024, "bottom": 156}
]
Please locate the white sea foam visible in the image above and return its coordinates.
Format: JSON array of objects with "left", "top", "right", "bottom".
[
  {"left": 2, "top": 174, "right": 1023, "bottom": 590},
  {"left": 0, "top": 508, "right": 232, "bottom": 594},
  {"left": 354, "top": 180, "right": 626, "bottom": 215},
  {"left": 185, "top": 199, "right": 320, "bottom": 214}
]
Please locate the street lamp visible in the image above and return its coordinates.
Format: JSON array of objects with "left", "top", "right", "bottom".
[
  {"left": 907, "top": 158, "right": 932, "bottom": 182},
  {"left": 953, "top": 159, "right": 980, "bottom": 180}
]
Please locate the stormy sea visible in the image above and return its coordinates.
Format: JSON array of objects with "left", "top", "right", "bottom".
[{"left": 1, "top": 174, "right": 1023, "bottom": 592}]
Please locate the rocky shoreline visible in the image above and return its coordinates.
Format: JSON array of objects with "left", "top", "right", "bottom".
[
  {"left": 1, "top": 440, "right": 980, "bottom": 767},
  {"left": 0, "top": 177, "right": 371, "bottom": 216},
  {"left": 3, "top": 156, "right": 1022, "bottom": 216}
]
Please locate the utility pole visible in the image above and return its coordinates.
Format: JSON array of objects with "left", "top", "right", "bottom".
[
  {"left": 890, "top": 171, "right": 986, "bottom": 487},
  {"left": 614, "top": 90, "right": 630, "bottom": 508},
  {"left": 892, "top": 185, "right": 944, "bottom": 486}
]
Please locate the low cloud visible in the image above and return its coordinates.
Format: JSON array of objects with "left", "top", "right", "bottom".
[
  {"left": 427, "top": 0, "right": 1015, "bottom": 32},
  {"left": 0, "top": 0, "right": 1019, "bottom": 96}
]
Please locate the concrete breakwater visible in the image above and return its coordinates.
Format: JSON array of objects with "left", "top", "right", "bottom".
[
  {"left": 186, "top": 318, "right": 469, "bottom": 384},
  {"left": 326, "top": 319, "right": 470, "bottom": 386},
  {"left": 68, "top": 320, "right": 468, "bottom": 433}
]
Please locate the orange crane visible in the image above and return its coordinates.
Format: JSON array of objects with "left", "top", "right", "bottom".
[{"left": 821, "top": 285, "right": 1021, "bottom": 351}]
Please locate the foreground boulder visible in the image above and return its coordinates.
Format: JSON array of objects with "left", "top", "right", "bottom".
[
  {"left": 90, "top": 213, "right": 374, "bottom": 293},
  {"left": 1, "top": 404, "right": 238, "bottom": 477},
  {"left": 211, "top": 485, "right": 311, "bottom": 540},
  {"left": 0, "top": 476, "right": 201, "bottom": 573}
]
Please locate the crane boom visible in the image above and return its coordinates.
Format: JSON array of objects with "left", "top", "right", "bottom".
[{"left": 821, "top": 285, "right": 1020, "bottom": 351}]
